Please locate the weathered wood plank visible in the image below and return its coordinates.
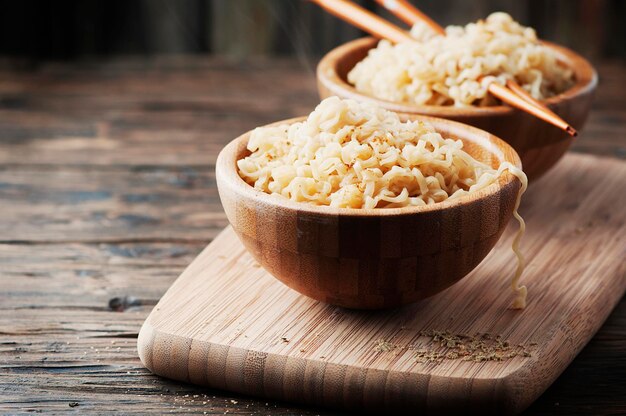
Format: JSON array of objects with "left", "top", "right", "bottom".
[
  {"left": 0, "top": 168, "right": 226, "bottom": 242},
  {"left": 0, "top": 58, "right": 319, "bottom": 166},
  {"left": 0, "top": 242, "right": 199, "bottom": 311}
]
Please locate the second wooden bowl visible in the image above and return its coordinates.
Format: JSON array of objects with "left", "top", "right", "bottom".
[
  {"left": 216, "top": 116, "right": 523, "bottom": 309},
  {"left": 317, "top": 37, "right": 598, "bottom": 181}
]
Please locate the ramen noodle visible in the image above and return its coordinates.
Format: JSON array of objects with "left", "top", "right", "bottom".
[
  {"left": 237, "top": 97, "right": 528, "bottom": 308},
  {"left": 348, "top": 12, "right": 574, "bottom": 107}
]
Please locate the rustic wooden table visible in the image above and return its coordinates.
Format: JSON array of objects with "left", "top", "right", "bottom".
[{"left": 0, "top": 57, "right": 624, "bottom": 415}]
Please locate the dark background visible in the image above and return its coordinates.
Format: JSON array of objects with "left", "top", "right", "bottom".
[{"left": 0, "top": 0, "right": 623, "bottom": 63}]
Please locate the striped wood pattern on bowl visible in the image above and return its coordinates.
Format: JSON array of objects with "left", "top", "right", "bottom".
[
  {"left": 216, "top": 116, "right": 522, "bottom": 309},
  {"left": 138, "top": 153, "right": 626, "bottom": 414}
]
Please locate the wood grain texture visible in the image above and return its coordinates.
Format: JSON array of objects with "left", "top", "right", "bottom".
[
  {"left": 0, "top": 57, "right": 624, "bottom": 415},
  {"left": 140, "top": 153, "right": 626, "bottom": 414},
  {"left": 317, "top": 37, "right": 598, "bottom": 181},
  {"left": 0, "top": 167, "right": 226, "bottom": 243},
  {"left": 216, "top": 116, "right": 522, "bottom": 309}
]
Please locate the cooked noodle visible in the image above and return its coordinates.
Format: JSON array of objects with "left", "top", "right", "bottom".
[
  {"left": 237, "top": 97, "right": 528, "bottom": 307},
  {"left": 499, "top": 162, "right": 528, "bottom": 309},
  {"left": 348, "top": 12, "right": 574, "bottom": 107}
]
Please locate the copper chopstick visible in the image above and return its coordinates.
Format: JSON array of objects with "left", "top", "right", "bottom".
[
  {"left": 372, "top": 0, "right": 577, "bottom": 136},
  {"left": 486, "top": 82, "right": 575, "bottom": 135},
  {"left": 505, "top": 80, "right": 577, "bottom": 136},
  {"left": 311, "top": 0, "right": 413, "bottom": 44},
  {"left": 374, "top": 0, "right": 445, "bottom": 35}
]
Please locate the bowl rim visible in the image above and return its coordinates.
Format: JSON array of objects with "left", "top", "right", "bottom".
[
  {"left": 317, "top": 36, "right": 598, "bottom": 117},
  {"left": 216, "top": 115, "right": 523, "bottom": 217}
]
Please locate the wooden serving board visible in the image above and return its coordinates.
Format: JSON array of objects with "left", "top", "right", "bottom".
[{"left": 138, "top": 153, "right": 626, "bottom": 415}]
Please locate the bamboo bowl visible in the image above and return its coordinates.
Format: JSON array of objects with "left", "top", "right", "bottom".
[
  {"left": 317, "top": 37, "right": 597, "bottom": 181},
  {"left": 216, "top": 116, "right": 523, "bottom": 309}
]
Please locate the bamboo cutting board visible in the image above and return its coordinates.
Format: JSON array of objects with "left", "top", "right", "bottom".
[{"left": 138, "top": 154, "right": 626, "bottom": 415}]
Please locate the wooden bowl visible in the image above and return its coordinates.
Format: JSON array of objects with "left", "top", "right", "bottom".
[
  {"left": 317, "top": 37, "right": 598, "bottom": 181},
  {"left": 216, "top": 116, "right": 523, "bottom": 309}
]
